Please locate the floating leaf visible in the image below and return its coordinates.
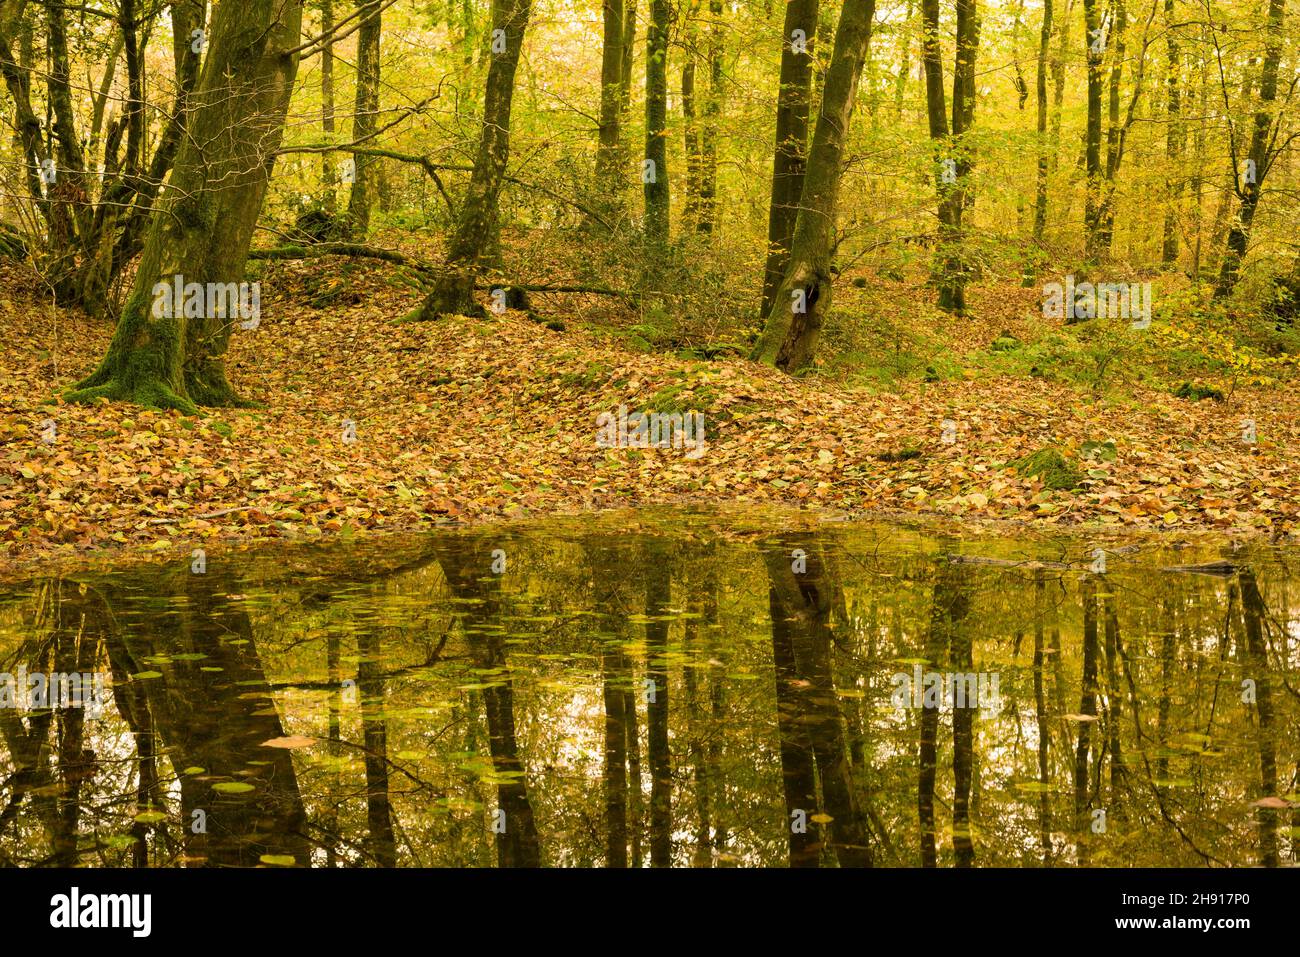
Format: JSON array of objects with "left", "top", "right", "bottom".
[{"left": 212, "top": 781, "right": 255, "bottom": 794}]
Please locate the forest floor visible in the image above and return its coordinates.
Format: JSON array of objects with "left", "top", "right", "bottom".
[{"left": 4, "top": 245, "right": 1300, "bottom": 575}]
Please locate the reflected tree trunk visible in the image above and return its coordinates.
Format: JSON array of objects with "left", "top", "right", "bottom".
[
  {"left": 1075, "top": 576, "right": 1099, "bottom": 862},
  {"left": 357, "top": 628, "right": 397, "bottom": 867},
  {"left": 644, "top": 538, "right": 673, "bottom": 867},
  {"left": 764, "top": 534, "right": 872, "bottom": 867},
  {"left": 918, "top": 554, "right": 969, "bottom": 866},
  {"left": 100, "top": 563, "right": 310, "bottom": 867},
  {"left": 1239, "top": 568, "right": 1278, "bottom": 867},
  {"left": 1100, "top": 578, "right": 1126, "bottom": 818},
  {"left": 950, "top": 573, "right": 976, "bottom": 868},
  {"left": 1033, "top": 570, "right": 1052, "bottom": 863},
  {"left": 434, "top": 536, "right": 541, "bottom": 867},
  {"left": 602, "top": 642, "right": 629, "bottom": 867}
]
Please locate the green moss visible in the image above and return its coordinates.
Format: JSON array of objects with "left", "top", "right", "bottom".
[
  {"left": 1009, "top": 447, "right": 1082, "bottom": 490},
  {"left": 1173, "top": 381, "right": 1224, "bottom": 402},
  {"left": 66, "top": 299, "right": 198, "bottom": 413},
  {"left": 559, "top": 361, "right": 613, "bottom": 390},
  {"left": 647, "top": 380, "right": 717, "bottom": 415},
  {"left": 877, "top": 446, "right": 922, "bottom": 462}
]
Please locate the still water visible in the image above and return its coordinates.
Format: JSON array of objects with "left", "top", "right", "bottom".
[{"left": 0, "top": 508, "right": 1296, "bottom": 867}]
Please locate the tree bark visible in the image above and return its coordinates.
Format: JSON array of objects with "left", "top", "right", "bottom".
[
  {"left": 347, "top": 1, "right": 382, "bottom": 237},
  {"left": 760, "top": 0, "right": 819, "bottom": 318},
  {"left": 1160, "top": 0, "right": 1182, "bottom": 266},
  {"left": 751, "top": 0, "right": 875, "bottom": 372},
  {"left": 322, "top": 0, "right": 338, "bottom": 215},
  {"left": 69, "top": 0, "right": 305, "bottom": 411},
  {"left": 595, "top": 0, "right": 626, "bottom": 206},
  {"left": 1030, "top": 0, "right": 1053, "bottom": 274},
  {"left": 1216, "top": 0, "right": 1286, "bottom": 296},
  {"left": 1082, "top": 0, "right": 1105, "bottom": 261},
  {"left": 413, "top": 0, "right": 533, "bottom": 319},
  {"left": 643, "top": 0, "right": 671, "bottom": 245}
]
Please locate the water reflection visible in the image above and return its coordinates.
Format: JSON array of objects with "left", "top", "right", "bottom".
[{"left": 0, "top": 510, "right": 1296, "bottom": 867}]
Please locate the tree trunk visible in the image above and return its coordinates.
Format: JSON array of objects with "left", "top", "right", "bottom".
[
  {"left": 643, "top": 0, "right": 671, "bottom": 245},
  {"left": 347, "top": 1, "right": 382, "bottom": 237},
  {"left": 322, "top": 0, "right": 338, "bottom": 215},
  {"left": 1098, "top": 0, "right": 1126, "bottom": 252},
  {"left": 760, "top": 0, "right": 819, "bottom": 318},
  {"left": 751, "top": 0, "right": 875, "bottom": 372},
  {"left": 696, "top": 0, "right": 723, "bottom": 235},
  {"left": 1028, "top": 0, "right": 1053, "bottom": 283},
  {"left": 1216, "top": 0, "right": 1286, "bottom": 297},
  {"left": 934, "top": 0, "right": 979, "bottom": 313},
  {"left": 681, "top": 6, "right": 703, "bottom": 231},
  {"left": 595, "top": 0, "right": 626, "bottom": 207},
  {"left": 1160, "top": 0, "right": 1181, "bottom": 266},
  {"left": 413, "top": 0, "right": 533, "bottom": 320},
  {"left": 68, "top": 0, "right": 305, "bottom": 411},
  {"left": 1082, "top": 0, "right": 1105, "bottom": 261}
]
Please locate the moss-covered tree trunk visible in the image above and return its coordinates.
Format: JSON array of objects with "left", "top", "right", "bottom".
[
  {"left": 595, "top": 0, "right": 627, "bottom": 206},
  {"left": 760, "top": 0, "right": 819, "bottom": 318},
  {"left": 1082, "top": 0, "right": 1104, "bottom": 261},
  {"left": 643, "top": 0, "right": 671, "bottom": 246},
  {"left": 1216, "top": 0, "right": 1286, "bottom": 297},
  {"left": 1029, "top": 0, "right": 1053, "bottom": 282},
  {"left": 69, "top": 0, "right": 304, "bottom": 411},
  {"left": 1097, "top": 0, "right": 1125, "bottom": 252},
  {"left": 321, "top": 0, "right": 338, "bottom": 216},
  {"left": 414, "top": 0, "right": 532, "bottom": 320},
  {"left": 347, "top": 0, "right": 382, "bottom": 237},
  {"left": 752, "top": 0, "right": 875, "bottom": 372},
  {"left": 1160, "top": 0, "right": 1182, "bottom": 267}
]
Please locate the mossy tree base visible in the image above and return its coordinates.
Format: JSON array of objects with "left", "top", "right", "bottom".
[
  {"left": 66, "top": 377, "right": 199, "bottom": 414},
  {"left": 414, "top": 270, "right": 484, "bottom": 321},
  {"left": 185, "top": 358, "right": 256, "bottom": 409},
  {"left": 65, "top": 302, "right": 199, "bottom": 414}
]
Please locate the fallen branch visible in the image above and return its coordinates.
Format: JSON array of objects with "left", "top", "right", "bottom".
[
  {"left": 474, "top": 282, "right": 634, "bottom": 298},
  {"left": 947, "top": 555, "right": 1073, "bottom": 570},
  {"left": 278, "top": 143, "right": 616, "bottom": 230},
  {"left": 249, "top": 242, "right": 434, "bottom": 272},
  {"left": 249, "top": 244, "right": 635, "bottom": 300}
]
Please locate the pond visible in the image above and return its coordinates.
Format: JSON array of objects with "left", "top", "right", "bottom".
[{"left": 0, "top": 507, "right": 1296, "bottom": 867}]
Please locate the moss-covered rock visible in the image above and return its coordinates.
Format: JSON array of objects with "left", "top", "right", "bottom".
[{"left": 1009, "top": 447, "right": 1082, "bottom": 490}]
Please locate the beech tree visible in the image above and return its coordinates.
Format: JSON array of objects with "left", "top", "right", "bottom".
[
  {"left": 68, "top": 0, "right": 305, "bottom": 410},
  {"left": 347, "top": 1, "right": 382, "bottom": 237},
  {"left": 411, "top": 0, "right": 533, "bottom": 320},
  {"left": 1216, "top": 0, "right": 1287, "bottom": 296},
  {"left": 922, "top": 0, "right": 980, "bottom": 314},
  {"left": 751, "top": 0, "right": 876, "bottom": 371},
  {"left": 643, "top": 0, "right": 671, "bottom": 244},
  {"left": 760, "top": 0, "right": 820, "bottom": 318}
]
